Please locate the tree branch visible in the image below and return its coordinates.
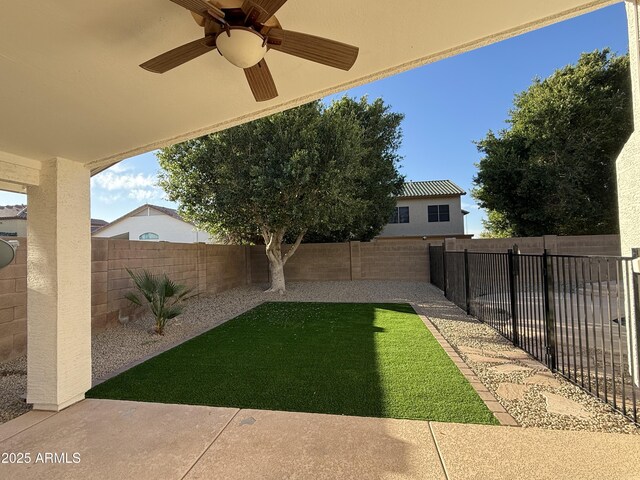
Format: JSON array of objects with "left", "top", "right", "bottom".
[{"left": 283, "top": 230, "right": 306, "bottom": 266}]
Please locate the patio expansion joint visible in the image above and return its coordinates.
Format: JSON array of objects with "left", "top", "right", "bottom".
[
  {"left": 179, "top": 408, "right": 242, "bottom": 480},
  {"left": 428, "top": 422, "right": 451, "bottom": 480},
  {"left": 410, "top": 303, "right": 519, "bottom": 427}
]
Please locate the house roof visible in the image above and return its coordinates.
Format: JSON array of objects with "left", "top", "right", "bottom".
[
  {"left": 0, "top": 204, "right": 106, "bottom": 225},
  {"left": 398, "top": 181, "right": 466, "bottom": 198},
  {"left": 0, "top": 204, "right": 28, "bottom": 219},
  {"left": 92, "top": 204, "right": 191, "bottom": 235}
]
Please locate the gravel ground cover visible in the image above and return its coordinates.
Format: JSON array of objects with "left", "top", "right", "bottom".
[
  {"left": 1, "top": 280, "right": 639, "bottom": 433},
  {"left": 425, "top": 287, "right": 640, "bottom": 434}
]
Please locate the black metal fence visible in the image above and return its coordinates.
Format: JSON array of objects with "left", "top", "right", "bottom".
[{"left": 429, "top": 246, "right": 640, "bottom": 424}]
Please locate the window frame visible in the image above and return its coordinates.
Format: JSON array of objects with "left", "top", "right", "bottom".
[
  {"left": 428, "top": 205, "right": 450, "bottom": 223},
  {"left": 139, "top": 232, "right": 159, "bottom": 240}
]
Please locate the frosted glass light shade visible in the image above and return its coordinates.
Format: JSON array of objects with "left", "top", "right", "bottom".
[{"left": 216, "top": 28, "right": 267, "bottom": 68}]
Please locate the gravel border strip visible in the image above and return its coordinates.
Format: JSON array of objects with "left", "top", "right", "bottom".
[
  {"left": 411, "top": 303, "right": 519, "bottom": 427},
  {"left": 92, "top": 301, "right": 266, "bottom": 387},
  {"left": 422, "top": 285, "right": 640, "bottom": 434}
]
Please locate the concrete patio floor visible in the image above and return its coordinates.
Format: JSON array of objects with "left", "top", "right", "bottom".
[{"left": 1, "top": 399, "right": 639, "bottom": 480}]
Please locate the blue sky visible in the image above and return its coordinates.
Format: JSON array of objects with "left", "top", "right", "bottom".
[{"left": 0, "top": 3, "right": 630, "bottom": 236}]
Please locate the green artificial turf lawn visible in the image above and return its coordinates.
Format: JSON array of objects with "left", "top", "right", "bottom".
[{"left": 87, "top": 302, "right": 498, "bottom": 424}]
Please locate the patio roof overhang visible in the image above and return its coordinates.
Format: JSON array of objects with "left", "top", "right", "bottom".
[{"left": 0, "top": 0, "right": 618, "bottom": 180}]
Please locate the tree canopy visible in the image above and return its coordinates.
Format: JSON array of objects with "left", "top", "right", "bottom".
[
  {"left": 301, "top": 97, "right": 404, "bottom": 243},
  {"left": 158, "top": 97, "right": 404, "bottom": 292},
  {"left": 473, "top": 49, "right": 632, "bottom": 237}
]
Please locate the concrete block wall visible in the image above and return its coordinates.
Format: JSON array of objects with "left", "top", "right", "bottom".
[
  {"left": 0, "top": 237, "right": 249, "bottom": 362},
  {"left": 360, "top": 241, "right": 430, "bottom": 281},
  {"left": 103, "top": 240, "right": 202, "bottom": 327},
  {"left": 0, "top": 237, "right": 27, "bottom": 361},
  {"left": 249, "top": 240, "right": 430, "bottom": 284},
  {"left": 444, "top": 235, "right": 621, "bottom": 256}
]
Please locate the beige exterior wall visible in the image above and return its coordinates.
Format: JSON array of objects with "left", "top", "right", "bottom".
[
  {"left": 620, "top": 1, "right": 640, "bottom": 258},
  {"left": 379, "top": 196, "right": 465, "bottom": 238},
  {"left": 93, "top": 209, "right": 212, "bottom": 244},
  {"left": 0, "top": 218, "right": 27, "bottom": 237}
]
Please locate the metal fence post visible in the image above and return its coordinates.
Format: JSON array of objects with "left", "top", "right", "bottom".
[
  {"left": 442, "top": 246, "right": 448, "bottom": 298},
  {"left": 543, "top": 249, "right": 557, "bottom": 371},
  {"left": 464, "top": 249, "right": 471, "bottom": 315},
  {"left": 508, "top": 249, "right": 519, "bottom": 347}
]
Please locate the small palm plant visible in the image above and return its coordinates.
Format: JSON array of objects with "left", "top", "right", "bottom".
[{"left": 125, "top": 268, "right": 194, "bottom": 335}]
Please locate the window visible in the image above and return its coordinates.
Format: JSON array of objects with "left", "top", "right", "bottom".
[
  {"left": 139, "top": 232, "right": 159, "bottom": 240},
  {"left": 428, "top": 205, "right": 450, "bottom": 222},
  {"left": 389, "top": 206, "right": 410, "bottom": 224}
]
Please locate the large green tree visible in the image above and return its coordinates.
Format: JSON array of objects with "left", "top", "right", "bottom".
[
  {"left": 158, "top": 98, "right": 403, "bottom": 293},
  {"left": 301, "top": 97, "right": 404, "bottom": 243},
  {"left": 473, "top": 49, "right": 632, "bottom": 237}
]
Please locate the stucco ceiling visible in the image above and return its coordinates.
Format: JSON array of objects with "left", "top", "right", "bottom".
[{"left": 0, "top": 0, "right": 619, "bottom": 172}]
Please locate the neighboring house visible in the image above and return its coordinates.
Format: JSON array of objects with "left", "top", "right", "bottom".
[
  {"left": 378, "top": 180, "right": 471, "bottom": 239},
  {"left": 92, "top": 204, "right": 213, "bottom": 244},
  {"left": 0, "top": 204, "right": 106, "bottom": 237}
]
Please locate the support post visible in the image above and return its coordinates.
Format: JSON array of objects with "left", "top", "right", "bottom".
[
  {"left": 543, "top": 249, "right": 557, "bottom": 371},
  {"left": 508, "top": 249, "right": 519, "bottom": 347},
  {"left": 26, "top": 158, "right": 92, "bottom": 411}
]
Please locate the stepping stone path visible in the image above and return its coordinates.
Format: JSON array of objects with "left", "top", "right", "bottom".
[
  {"left": 496, "top": 383, "right": 529, "bottom": 401},
  {"left": 457, "top": 346, "right": 485, "bottom": 355},
  {"left": 518, "top": 359, "right": 546, "bottom": 370},
  {"left": 524, "top": 373, "right": 562, "bottom": 388},
  {"left": 490, "top": 364, "right": 532, "bottom": 374},
  {"left": 542, "top": 392, "right": 593, "bottom": 420},
  {"left": 465, "top": 353, "right": 508, "bottom": 364}
]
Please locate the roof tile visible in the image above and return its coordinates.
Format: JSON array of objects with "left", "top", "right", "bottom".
[{"left": 398, "top": 180, "right": 465, "bottom": 197}]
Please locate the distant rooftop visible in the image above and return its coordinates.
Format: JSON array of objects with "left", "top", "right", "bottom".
[
  {"left": 0, "top": 204, "right": 27, "bottom": 219},
  {"left": 0, "top": 204, "right": 106, "bottom": 226},
  {"left": 398, "top": 180, "right": 466, "bottom": 198}
]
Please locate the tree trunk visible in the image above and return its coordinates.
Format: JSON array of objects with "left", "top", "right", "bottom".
[
  {"left": 263, "top": 228, "right": 306, "bottom": 294},
  {"left": 266, "top": 244, "right": 286, "bottom": 294}
]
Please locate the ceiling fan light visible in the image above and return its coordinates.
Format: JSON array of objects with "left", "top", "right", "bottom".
[{"left": 216, "top": 27, "right": 267, "bottom": 69}]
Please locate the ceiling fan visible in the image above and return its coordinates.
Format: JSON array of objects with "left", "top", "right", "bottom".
[{"left": 140, "top": 0, "right": 360, "bottom": 102}]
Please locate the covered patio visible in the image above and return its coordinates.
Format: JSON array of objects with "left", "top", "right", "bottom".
[
  {"left": 1, "top": 399, "right": 640, "bottom": 479},
  {"left": 1, "top": 0, "right": 640, "bottom": 477}
]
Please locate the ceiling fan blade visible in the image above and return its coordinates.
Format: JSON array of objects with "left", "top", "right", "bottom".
[
  {"left": 170, "top": 0, "right": 218, "bottom": 16},
  {"left": 267, "top": 29, "right": 359, "bottom": 71},
  {"left": 244, "top": 59, "right": 278, "bottom": 102},
  {"left": 140, "top": 38, "right": 215, "bottom": 73},
  {"left": 241, "top": 0, "right": 288, "bottom": 24}
]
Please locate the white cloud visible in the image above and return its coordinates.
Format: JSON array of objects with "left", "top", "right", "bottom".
[
  {"left": 97, "top": 194, "right": 122, "bottom": 204},
  {"left": 127, "top": 188, "right": 166, "bottom": 202},
  {"left": 91, "top": 172, "right": 157, "bottom": 191}
]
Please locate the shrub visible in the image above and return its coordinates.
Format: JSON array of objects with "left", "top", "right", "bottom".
[{"left": 125, "top": 268, "right": 194, "bottom": 335}]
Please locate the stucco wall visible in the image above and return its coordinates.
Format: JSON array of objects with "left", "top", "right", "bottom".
[
  {"left": 379, "top": 196, "right": 465, "bottom": 237},
  {"left": 620, "top": 2, "right": 640, "bottom": 258},
  {"left": 93, "top": 213, "right": 211, "bottom": 244}
]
